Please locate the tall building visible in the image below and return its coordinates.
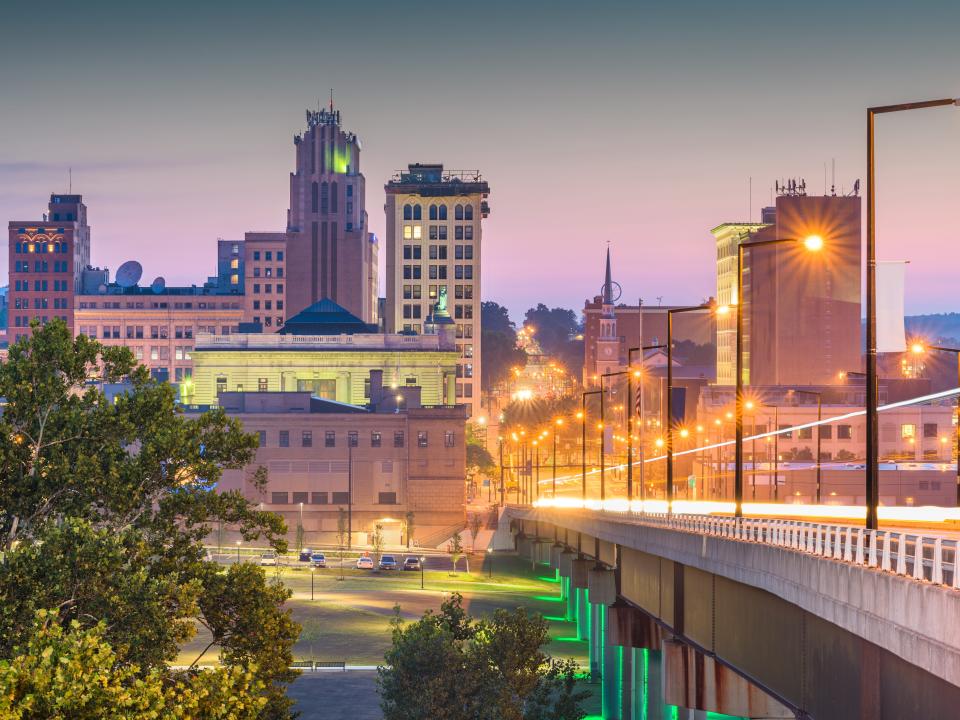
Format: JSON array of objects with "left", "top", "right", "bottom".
[
  {"left": 711, "top": 188, "right": 861, "bottom": 386},
  {"left": 384, "top": 164, "right": 490, "bottom": 418},
  {"left": 286, "top": 108, "right": 377, "bottom": 324},
  {"left": 8, "top": 194, "right": 91, "bottom": 342}
]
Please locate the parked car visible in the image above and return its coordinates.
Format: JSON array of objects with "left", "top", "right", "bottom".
[
  {"left": 311, "top": 552, "right": 326, "bottom": 568},
  {"left": 356, "top": 556, "right": 374, "bottom": 570},
  {"left": 403, "top": 556, "right": 421, "bottom": 571},
  {"left": 260, "top": 551, "right": 278, "bottom": 566},
  {"left": 298, "top": 549, "right": 312, "bottom": 562},
  {"left": 379, "top": 555, "right": 398, "bottom": 570}
]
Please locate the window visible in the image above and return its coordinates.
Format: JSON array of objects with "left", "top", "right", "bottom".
[
  {"left": 348, "top": 431, "right": 359, "bottom": 448},
  {"left": 445, "top": 431, "right": 455, "bottom": 448},
  {"left": 258, "top": 431, "right": 266, "bottom": 447},
  {"left": 216, "top": 376, "right": 227, "bottom": 394},
  {"left": 413, "top": 225, "right": 422, "bottom": 240},
  {"left": 413, "top": 204, "right": 422, "bottom": 220},
  {"left": 429, "top": 225, "right": 438, "bottom": 240},
  {"left": 837, "top": 424, "right": 852, "bottom": 440},
  {"left": 818, "top": 425, "right": 832, "bottom": 440},
  {"left": 403, "top": 225, "right": 412, "bottom": 239},
  {"left": 258, "top": 377, "right": 268, "bottom": 391},
  {"left": 455, "top": 226, "right": 464, "bottom": 240},
  {"left": 292, "top": 491, "right": 308, "bottom": 504},
  {"left": 403, "top": 204, "right": 412, "bottom": 220},
  {"left": 378, "top": 492, "right": 398, "bottom": 505},
  {"left": 429, "top": 204, "right": 437, "bottom": 220},
  {"left": 325, "top": 431, "right": 336, "bottom": 447},
  {"left": 439, "top": 205, "right": 448, "bottom": 220},
  {"left": 464, "top": 204, "right": 474, "bottom": 220},
  {"left": 394, "top": 431, "right": 405, "bottom": 448},
  {"left": 923, "top": 423, "right": 939, "bottom": 439},
  {"left": 311, "top": 492, "right": 328, "bottom": 505},
  {"left": 901, "top": 424, "right": 916, "bottom": 440},
  {"left": 438, "top": 226, "right": 447, "bottom": 240},
  {"left": 279, "top": 431, "right": 290, "bottom": 448},
  {"left": 302, "top": 431, "right": 313, "bottom": 447},
  {"left": 464, "top": 225, "right": 474, "bottom": 240},
  {"left": 371, "top": 431, "right": 382, "bottom": 448},
  {"left": 271, "top": 492, "right": 288, "bottom": 504},
  {"left": 455, "top": 204, "right": 464, "bottom": 220},
  {"left": 331, "top": 491, "right": 350, "bottom": 505},
  {"left": 417, "top": 431, "right": 428, "bottom": 448},
  {"left": 798, "top": 427, "right": 813, "bottom": 440}
]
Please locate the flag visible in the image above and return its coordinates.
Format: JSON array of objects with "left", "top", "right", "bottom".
[{"left": 877, "top": 261, "right": 906, "bottom": 353}]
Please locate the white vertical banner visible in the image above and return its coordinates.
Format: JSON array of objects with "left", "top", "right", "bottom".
[{"left": 876, "top": 260, "right": 907, "bottom": 353}]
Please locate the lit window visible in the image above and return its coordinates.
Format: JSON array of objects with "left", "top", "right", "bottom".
[
  {"left": 230, "top": 258, "right": 239, "bottom": 269},
  {"left": 901, "top": 424, "right": 916, "bottom": 440},
  {"left": 403, "top": 226, "right": 412, "bottom": 239},
  {"left": 413, "top": 225, "right": 422, "bottom": 240}
]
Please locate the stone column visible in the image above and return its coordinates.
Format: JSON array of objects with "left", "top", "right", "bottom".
[
  {"left": 576, "top": 588, "right": 589, "bottom": 641},
  {"left": 608, "top": 602, "right": 664, "bottom": 719}
]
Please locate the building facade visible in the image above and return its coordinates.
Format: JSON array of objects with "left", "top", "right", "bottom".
[
  {"left": 712, "top": 189, "right": 861, "bottom": 386},
  {"left": 212, "top": 381, "right": 467, "bottom": 546},
  {"left": 384, "top": 164, "right": 490, "bottom": 418},
  {"left": 8, "top": 194, "right": 91, "bottom": 342},
  {"left": 286, "top": 108, "right": 377, "bottom": 324}
]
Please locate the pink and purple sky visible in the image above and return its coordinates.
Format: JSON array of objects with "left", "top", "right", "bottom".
[{"left": 2, "top": 0, "right": 959, "bottom": 319}]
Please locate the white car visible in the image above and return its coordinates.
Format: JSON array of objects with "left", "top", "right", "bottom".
[
  {"left": 260, "top": 551, "right": 278, "bottom": 566},
  {"left": 356, "top": 556, "right": 374, "bottom": 570}
]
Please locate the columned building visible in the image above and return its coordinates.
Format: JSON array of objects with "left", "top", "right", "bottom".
[
  {"left": 286, "top": 107, "right": 377, "bottom": 324},
  {"left": 8, "top": 194, "right": 91, "bottom": 342},
  {"left": 384, "top": 164, "right": 490, "bottom": 418}
]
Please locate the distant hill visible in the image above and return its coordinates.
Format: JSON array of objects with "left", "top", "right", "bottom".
[{"left": 904, "top": 313, "right": 960, "bottom": 344}]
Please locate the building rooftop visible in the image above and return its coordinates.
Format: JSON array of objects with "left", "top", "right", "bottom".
[
  {"left": 386, "top": 163, "right": 489, "bottom": 195},
  {"left": 279, "top": 298, "right": 378, "bottom": 335}
]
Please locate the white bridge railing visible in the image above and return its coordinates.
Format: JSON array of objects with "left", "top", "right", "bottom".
[{"left": 578, "top": 509, "right": 960, "bottom": 589}]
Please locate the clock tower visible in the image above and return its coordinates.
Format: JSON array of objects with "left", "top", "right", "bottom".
[{"left": 595, "top": 247, "right": 621, "bottom": 383}]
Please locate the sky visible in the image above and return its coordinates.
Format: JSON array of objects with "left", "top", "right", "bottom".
[{"left": 2, "top": 0, "right": 959, "bottom": 321}]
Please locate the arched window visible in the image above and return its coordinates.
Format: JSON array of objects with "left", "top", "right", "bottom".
[
  {"left": 464, "top": 203, "right": 473, "bottom": 220},
  {"left": 438, "top": 205, "right": 448, "bottom": 220},
  {"left": 429, "top": 204, "right": 437, "bottom": 220},
  {"left": 455, "top": 204, "right": 463, "bottom": 220},
  {"left": 413, "top": 204, "right": 422, "bottom": 220},
  {"left": 403, "top": 204, "right": 412, "bottom": 220},
  {"left": 311, "top": 182, "right": 318, "bottom": 213}
]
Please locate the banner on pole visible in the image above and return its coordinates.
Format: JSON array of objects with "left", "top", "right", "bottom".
[{"left": 876, "top": 261, "right": 907, "bottom": 353}]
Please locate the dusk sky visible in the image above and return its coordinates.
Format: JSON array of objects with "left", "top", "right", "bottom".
[{"left": 2, "top": 0, "right": 959, "bottom": 320}]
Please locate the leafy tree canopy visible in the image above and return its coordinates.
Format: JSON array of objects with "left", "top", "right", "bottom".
[
  {"left": 481, "top": 302, "right": 516, "bottom": 335},
  {"left": 0, "top": 320, "right": 299, "bottom": 718},
  {"left": 523, "top": 305, "right": 582, "bottom": 376},
  {"left": 378, "top": 593, "right": 588, "bottom": 720}
]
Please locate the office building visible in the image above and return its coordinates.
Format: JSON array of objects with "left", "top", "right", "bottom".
[
  {"left": 384, "top": 164, "right": 490, "bottom": 418},
  {"left": 210, "top": 372, "right": 467, "bottom": 546},
  {"left": 8, "top": 194, "right": 91, "bottom": 341},
  {"left": 286, "top": 107, "right": 377, "bottom": 324},
  {"left": 190, "top": 298, "right": 459, "bottom": 406},
  {"left": 712, "top": 187, "right": 861, "bottom": 386}
]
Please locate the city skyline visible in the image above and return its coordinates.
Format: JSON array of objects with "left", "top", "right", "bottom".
[{"left": 3, "top": 0, "right": 960, "bottom": 319}]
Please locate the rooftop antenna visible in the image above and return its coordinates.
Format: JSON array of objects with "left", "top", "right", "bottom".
[
  {"left": 656, "top": 296, "right": 663, "bottom": 306},
  {"left": 831, "top": 158, "right": 836, "bottom": 196}
]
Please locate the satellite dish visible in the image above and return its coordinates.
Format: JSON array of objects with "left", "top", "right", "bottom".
[
  {"left": 115, "top": 260, "right": 143, "bottom": 288},
  {"left": 151, "top": 276, "right": 166, "bottom": 294}
]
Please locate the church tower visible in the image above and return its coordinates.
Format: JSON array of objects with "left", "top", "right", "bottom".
[{"left": 595, "top": 247, "right": 621, "bottom": 382}]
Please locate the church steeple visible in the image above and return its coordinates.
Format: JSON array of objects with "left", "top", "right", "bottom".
[
  {"left": 594, "top": 247, "right": 620, "bottom": 382},
  {"left": 603, "top": 246, "right": 613, "bottom": 306}
]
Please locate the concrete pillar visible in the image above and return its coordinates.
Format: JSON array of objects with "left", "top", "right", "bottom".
[
  {"left": 565, "top": 578, "right": 576, "bottom": 621},
  {"left": 602, "top": 604, "right": 622, "bottom": 719},
  {"left": 576, "top": 588, "right": 589, "bottom": 641},
  {"left": 590, "top": 600, "right": 602, "bottom": 680}
]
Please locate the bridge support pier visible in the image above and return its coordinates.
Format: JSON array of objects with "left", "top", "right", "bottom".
[{"left": 608, "top": 600, "right": 665, "bottom": 719}]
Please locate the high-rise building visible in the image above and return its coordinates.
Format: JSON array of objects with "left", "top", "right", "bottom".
[
  {"left": 712, "top": 188, "right": 861, "bottom": 386},
  {"left": 384, "top": 164, "right": 490, "bottom": 418},
  {"left": 286, "top": 108, "right": 377, "bottom": 324},
  {"left": 8, "top": 194, "right": 91, "bottom": 342}
]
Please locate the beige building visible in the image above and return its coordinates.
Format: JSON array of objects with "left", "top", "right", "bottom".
[
  {"left": 212, "top": 377, "right": 467, "bottom": 546},
  {"left": 75, "top": 281, "right": 243, "bottom": 387},
  {"left": 384, "top": 164, "right": 490, "bottom": 418}
]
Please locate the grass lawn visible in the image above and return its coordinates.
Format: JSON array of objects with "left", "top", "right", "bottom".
[{"left": 177, "top": 553, "right": 588, "bottom": 669}]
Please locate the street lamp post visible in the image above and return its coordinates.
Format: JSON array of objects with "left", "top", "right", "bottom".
[
  {"left": 487, "top": 547, "right": 493, "bottom": 579},
  {"left": 867, "top": 98, "right": 960, "bottom": 530},
  {"left": 552, "top": 419, "right": 562, "bottom": 499},
  {"left": 235, "top": 540, "right": 241, "bottom": 564},
  {"left": 792, "top": 390, "right": 823, "bottom": 503},
  {"left": 420, "top": 555, "right": 426, "bottom": 589},
  {"left": 581, "top": 390, "right": 601, "bottom": 500},
  {"left": 310, "top": 567, "right": 315, "bottom": 601},
  {"left": 735, "top": 236, "right": 823, "bottom": 516},
  {"left": 498, "top": 436, "right": 505, "bottom": 506}
]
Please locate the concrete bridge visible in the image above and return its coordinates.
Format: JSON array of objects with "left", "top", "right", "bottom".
[{"left": 501, "top": 506, "right": 960, "bottom": 719}]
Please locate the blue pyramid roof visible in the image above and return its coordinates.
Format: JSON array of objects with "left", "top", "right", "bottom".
[{"left": 279, "top": 298, "right": 378, "bottom": 335}]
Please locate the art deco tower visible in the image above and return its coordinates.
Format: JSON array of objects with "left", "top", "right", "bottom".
[{"left": 286, "top": 106, "right": 377, "bottom": 324}]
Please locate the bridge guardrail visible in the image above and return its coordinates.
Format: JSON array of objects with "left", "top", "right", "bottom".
[{"left": 567, "top": 509, "right": 960, "bottom": 589}]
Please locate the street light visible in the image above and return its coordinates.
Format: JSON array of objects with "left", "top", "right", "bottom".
[
  {"left": 420, "top": 555, "right": 426, "bottom": 589},
  {"left": 791, "top": 390, "right": 823, "bottom": 503},
  {"left": 487, "top": 547, "right": 493, "bottom": 579},
  {"left": 734, "top": 236, "right": 822, "bottom": 517},
  {"left": 866, "top": 97, "right": 960, "bottom": 530},
  {"left": 581, "top": 390, "right": 601, "bottom": 500},
  {"left": 235, "top": 540, "right": 241, "bottom": 564},
  {"left": 310, "top": 566, "right": 315, "bottom": 601},
  {"left": 913, "top": 342, "right": 960, "bottom": 505}
]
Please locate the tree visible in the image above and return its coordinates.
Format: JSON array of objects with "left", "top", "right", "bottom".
[
  {"left": 523, "top": 305, "right": 582, "bottom": 375},
  {"left": 0, "top": 320, "right": 298, "bottom": 717},
  {"left": 0, "top": 610, "right": 269, "bottom": 720},
  {"left": 835, "top": 449, "right": 857, "bottom": 462},
  {"left": 468, "top": 513, "right": 483, "bottom": 553},
  {"left": 378, "top": 593, "right": 588, "bottom": 720},
  {"left": 782, "top": 446, "right": 814, "bottom": 462},
  {"left": 448, "top": 532, "right": 464, "bottom": 575},
  {"left": 372, "top": 523, "right": 385, "bottom": 572},
  {"left": 404, "top": 510, "right": 416, "bottom": 549},
  {"left": 337, "top": 506, "right": 349, "bottom": 580},
  {"left": 481, "top": 301, "right": 515, "bottom": 335},
  {"left": 482, "top": 328, "right": 527, "bottom": 392}
]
